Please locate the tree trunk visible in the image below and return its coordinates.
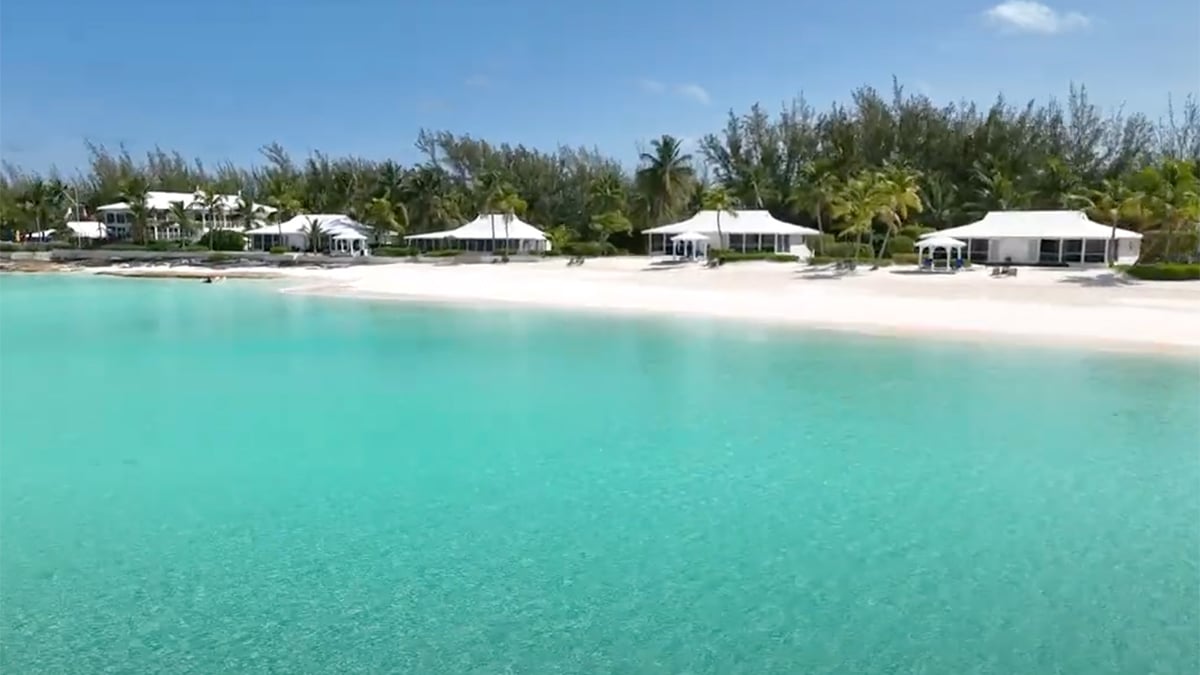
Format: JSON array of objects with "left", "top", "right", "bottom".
[
  {"left": 715, "top": 211, "right": 723, "bottom": 252},
  {"left": 815, "top": 208, "right": 825, "bottom": 255},
  {"left": 490, "top": 214, "right": 496, "bottom": 256},
  {"left": 1108, "top": 214, "right": 1118, "bottom": 266},
  {"left": 878, "top": 226, "right": 892, "bottom": 261}
]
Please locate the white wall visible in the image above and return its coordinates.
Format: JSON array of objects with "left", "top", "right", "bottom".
[
  {"left": 991, "top": 238, "right": 1037, "bottom": 264},
  {"left": 1116, "top": 239, "right": 1141, "bottom": 265}
]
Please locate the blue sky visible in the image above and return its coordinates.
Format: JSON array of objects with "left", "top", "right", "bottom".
[{"left": 2, "top": 0, "right": 1197, "bottom": 173}]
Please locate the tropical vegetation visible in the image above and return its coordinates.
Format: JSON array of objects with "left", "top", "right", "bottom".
[{"left": 1, "top": 84, "right": 1198, "bottom": 261}]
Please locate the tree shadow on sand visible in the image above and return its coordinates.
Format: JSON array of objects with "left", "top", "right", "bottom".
[{"left": 1057, "top": 272, "right": 1138, "bottom": 288}]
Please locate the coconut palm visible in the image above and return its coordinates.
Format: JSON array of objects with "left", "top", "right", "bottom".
[
  {"left": 364, "top": 196, "right": 399, "bottom": 245},
  {"left": 167, "top": 200, "right": 196, "bottom": 246},
  {"left": 234, "top": 195, "right": 261, "bottom": 231},
  {"left": 494, "top": 186, "right": 527, "bottom": 257},
  {"left": 18, "top": 179, "right": 64, "bottom": 240},
  {"left": 589, "top": 210, "right": 631, "bottom": 250},
  {"left": 193, "top": 189, "right": 225, "bottom": 249},
  {"left": 301, "top": 216, "right": 324, "bottom": 253},
  {"left": 1069, "top": 179, "right": 1145, "bottom": 265},
  {"left": 119, "top": 177, "right": 151, "bottom": 245},
  {"left": 699, "top": 186, "right": 737, "bottom": 249},
  {"left": 635, "top": 135, "right": 695, "bottom": 225},
  {"left": 829, "top": 175, "right": 882, "bottom": 262},
  {"left": 788, "top": 168, "right": 840, "bottom": 255},
  {"left": 874, "top": 164, "right": 924, "bottom": 258}
]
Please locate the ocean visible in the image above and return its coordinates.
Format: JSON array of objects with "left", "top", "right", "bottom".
[{"left": 1, "top": 274, "right": 1197, "bottom": 674}]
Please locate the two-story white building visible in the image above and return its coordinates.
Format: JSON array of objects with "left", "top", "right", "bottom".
[{"left": 96, "top": 191, "right": 275, "bottom": 241}]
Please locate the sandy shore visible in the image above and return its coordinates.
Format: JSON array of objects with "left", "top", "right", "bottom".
[{"left": 92, "top": 258, "right": 1200, "bottom": 355}]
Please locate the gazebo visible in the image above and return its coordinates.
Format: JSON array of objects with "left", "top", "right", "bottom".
[
  {"left": 916, "top": 235, "right": 966, "bottom": 271},
  {"left": 670, "top": 231, "right": 710, "bottom": 260}
]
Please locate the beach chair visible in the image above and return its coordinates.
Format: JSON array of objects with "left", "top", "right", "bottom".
[{"left": 990, "top": 266, "right": 1002, "bottom": 277}]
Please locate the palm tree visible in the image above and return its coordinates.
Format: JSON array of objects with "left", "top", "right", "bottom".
[
  {"left": 194, "top": 189, "right": 225, "bottom": 250},
  {"left": 587, "top": 174, "right": 626, "bottom": 215},
  {"left": 264, "top": 184, "right": 302, "bottom": 251},
  {"left": 635, "top": 135, "right": 695, "bottom": 225},
  {"left": 874, "top": 164, "right": 924, "bottom": 258},
  {"left": 234, "top": 195, "right": 261, "bottom": 232},
  {"left": 119, "top": 177, "right": 151, "bottom": 245},
  {"left": 18, "top": 179, "right": 63, "bottom": 240},
  {"left": 589, "top": 210, "right": 631, "bottom": 251},
  {"left": 364, "top": 196, "right": 399, "bottom": 245},
  {"left": 168, "top": 200, "right": 195, "bottom": 247},
  {"left": 494, "top": 186, "right": 527, "bottom": 257},
  {"left": 829, "top": 175, "right": 881, "bottom": 263},
  {"left": 301, "top": 216, "right": 324, "bottom": 253},
  {"left": 1070, "top": 179, "right": 1145, "bottom": 265},
  {"left": 699, "top": 186, "right": 737, "bottom": 249},
  {"left": 788, "top": 167, "right": 840, "bottom": 252}
]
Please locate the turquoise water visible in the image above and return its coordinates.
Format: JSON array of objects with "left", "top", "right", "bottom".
[{"left": 1, "top": 275, "right": 1198, "bottom": 674}]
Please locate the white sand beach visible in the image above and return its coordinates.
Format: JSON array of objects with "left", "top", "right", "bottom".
[{"left": 96, "top": 258, "right": 1200, "bottom": 354}]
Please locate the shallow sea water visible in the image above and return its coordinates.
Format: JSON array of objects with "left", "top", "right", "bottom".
[{"left": 1, "top": 275, "right": 1198, "bottom": 673}]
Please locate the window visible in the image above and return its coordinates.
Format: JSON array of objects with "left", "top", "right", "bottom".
[
  {"left": 1039, "top": 239, "right": 1061, "bottom": 264},
  {"left": 969, "top": 239, "right": 990, "bottom": 263},
  {"left": 104, "top": 213, "right": 115, "bottom": 224},
  {"left": 728, "top": 233, "right": 744, "bottom": 250},
  {"left": 1083, "top": 239, "right": 1107, "bottom": 263},
  {"left": 1062, "top": 239, "right": 1083, "bottom": 263}
]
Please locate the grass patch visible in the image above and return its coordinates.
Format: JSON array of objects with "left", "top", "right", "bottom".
[{"left": 1123, "top": 263, "right": 1200, "bottom": 281}]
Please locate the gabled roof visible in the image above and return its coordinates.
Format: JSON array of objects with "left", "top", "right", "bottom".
[
  {"left": 643, "top": 210, "right": 820, "bottom": 236},
  {"left": 923, "top": 210, "right": 1142, "bottom": 240},
  {"left": 245, "top": 214, "right": 367, "bottom": 238},
  {"left": 404, "top": 214, "right": 547, "bottom": 241},
  {"left": 97, "top": 191, "right": 276, "bottom": 214}
]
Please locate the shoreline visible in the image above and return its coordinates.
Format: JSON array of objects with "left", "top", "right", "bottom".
[{"left": 23, "top": 259, "right": 1200, "bottom": 357}]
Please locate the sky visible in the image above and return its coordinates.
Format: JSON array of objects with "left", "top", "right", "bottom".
[{"left": 1, "top": 0, "right": 1198, "bottom": 173}]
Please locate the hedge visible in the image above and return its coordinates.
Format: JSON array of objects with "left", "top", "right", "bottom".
[
  {"left": 373, "top": 246, "right": 417, "bottom": 257},
  {"left": 424, "top": 249, "right": 461, "bottom": 258},
  {"left": 196, "top": 230, "right": 247, "bottom": 251},
  {"left": 822, "top": 242, "right": 875, "bottom": 259},
  {"left": 712, "top": 250, "right": 799, "bottom": 263},
  {"left": 888, "top": 235, "right": 916, "bottom": 255},
  {"left": 268, "top": 246, "right": 290, "bottom": 255},
  {"left": 1123, "top": 263, "right": 1200, "bottom": 281},
  {"left": 1139, "top": 231, "right": 1200, "bottom": 263},
  {"left": 891, "top": 253, "right": 920, "bottom": 265}
]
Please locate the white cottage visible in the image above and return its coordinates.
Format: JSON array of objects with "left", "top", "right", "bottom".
[
  {"left": 245, "top": 214, "right": 370, "bottom": 255},
  {"left": 924, "top": 211, "right": 1142, "bottom": 265},
  {"left": 643, "top": 210, "right": 820, "bottom": 258},
  {"left": 404, "top": 214, "right": 550, "bottom": 253},
  {"left": 96, "top": 190, "right": 275, "bottom": 242}
]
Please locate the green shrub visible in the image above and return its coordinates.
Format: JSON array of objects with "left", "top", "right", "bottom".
[
  {"left": 0, "top": 242, "right": 17, "bottom": 251},
  {"left": 197, "top": 230, "right": 246, "bottom": 251},
  {"left": 822, "top": 242, "right": 875, "bottom": 259},
  {"left": 561, "top": 241, "right": 617, "bottom": 257},
  {"left": 373, "top": 246, "right": 416, "bottom": 257},
  {"left": 206, "top": 253, "right": 233, "bottom": 263},
  {"left": 1123, "top": 263, "right": 1200, "bottom": 281},
  {"left": 424, "top": 249, "right": 461, "bottom": 258},
  {"left": 541, "top": 249, "right": 563, "bottom": 257},
  {"left": 888, "top": 235, "right": 916, "bottom": 255},
  {"left": 899, "top": 225, "right": 936, "bottom": 239},
  {"left": 268, "top": 246, "right": 290, "bottom": 254},
  {"left": 102, "top": 242, "right": 149, "bottom": 250},
  {"left": 891, "top": 253, "right": 920, "bottom": 265},
  {"left": 1139, "top": 231, "right": 1200, "bottom": 263},
  {"left": 711, "top": 249, "right": 799, "bottom": 263}
]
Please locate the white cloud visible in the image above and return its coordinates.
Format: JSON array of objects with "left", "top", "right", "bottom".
[
  {"left": 984, "top": 1, "right": 1089, "bottom": 34},
  {"left": 675, "top": 83, "right": 711, "bottom": 104},
  {"left": 637, "top": 78, "right": 666, "bottom": 93},
  {"left": 638, "top": 79, "right": 710, "bottom": 104}
]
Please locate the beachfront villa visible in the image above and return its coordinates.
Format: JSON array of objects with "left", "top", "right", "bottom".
[
  {"left": 245, "top": 214, "right": 371, "bottom": 254},
  {"left": 923, "top": 210, "right": 1142, "bottom": 266},
  {"left": 96, "top": 191, "right": 275, "bottom": 241},
  {"left": 643, "top": 210, "right": 821, "bottom": 259},
  {"left": 404, "top": 214, "right": 550, "bottom": 253}
]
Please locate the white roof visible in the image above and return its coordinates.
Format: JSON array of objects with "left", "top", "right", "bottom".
[
  {"left": 65, "top": 221, "right": 107, "bottom": 238},
  {"left": 405, "top": 230, "right": 456, "bottom": 240},
  {"left": 916, "top": 235, "right": 966, "bottom": 248},
  {"left": 644, "top": 210, "right": 820, "bottom": 236},
  {"left": 97, "top": 191, "right": 276, "bottom": 214},
  {"left": 405, "top": 214, "right": 547, "bottom": 241},
  {"left": 451, "top": 214, "right": 547, "bottom": 240},
  {"left": 245, "top": 214, "right": 367, "bottom": 238},
  {"left": 671, "top": 231, "right": 711, "bottom": 242},
  {"left": 922, "top": 211, "right": 1142, "bottom": 240}
]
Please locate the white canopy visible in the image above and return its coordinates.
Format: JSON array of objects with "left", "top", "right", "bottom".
[
  {"left": 645, "top": 210, "right": 820, "bottom": 236},
  {"left": 671, "top": 231, "right": 710, "bottom": 242},
  {"left": 404, "top": 214, "right": 547, "bottom": 242},
  {"left": 921, "top": 211, "right": 1142, "bottom": 240},
  {"left": 917, "top": 235, "right": 966, "bottom": 249},
  {"left": 245, "top": 214, "right": 368, "bottom": 239}
]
